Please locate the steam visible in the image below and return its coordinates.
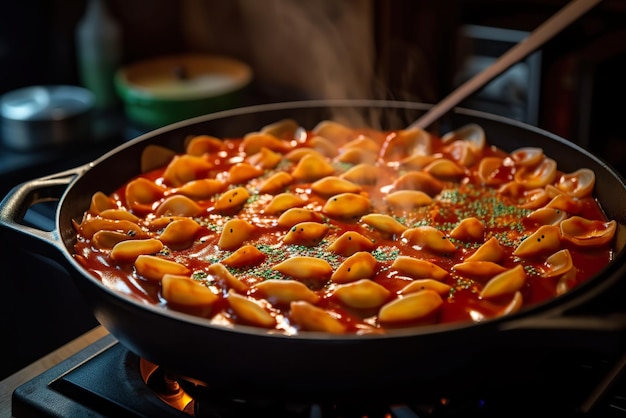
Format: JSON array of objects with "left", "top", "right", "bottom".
[
  {"left": 181, "top": 0, "right": 421, "bottom": 129},
  {"left": 236, "top": 0, "right": 376, "bottom": 101}
]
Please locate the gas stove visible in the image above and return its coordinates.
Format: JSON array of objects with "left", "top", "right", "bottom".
[{"left": 9, "top": 328, "right": 626, "bottom": 418}]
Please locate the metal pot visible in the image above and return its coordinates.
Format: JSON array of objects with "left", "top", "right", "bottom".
[
  {"left": 0, "top": 85, "right": 94, "bottom": 152},
  {"left": 1, "top": 100, "right": 624, "bottom": 401}
]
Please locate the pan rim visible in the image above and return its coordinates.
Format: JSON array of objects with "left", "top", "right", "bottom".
[{"left": 58, "top": 99, "right": 626, "bottom": 341}]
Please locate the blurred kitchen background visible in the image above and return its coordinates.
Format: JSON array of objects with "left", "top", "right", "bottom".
[
  {"left": 2, "top": 0, "right": 626, "bottom": 184},
  {"left": 1, "top": 0, "right": 625, "bottom": 379}
]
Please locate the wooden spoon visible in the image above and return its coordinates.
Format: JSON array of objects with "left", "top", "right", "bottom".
[{"left": 409, "top": 0, "right": 602, "bottom": 130}]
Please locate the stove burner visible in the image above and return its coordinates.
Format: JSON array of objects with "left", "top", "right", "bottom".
[
  {"left": 11, "top": 333, "right": 626, "bottom": 418},
  {"left": 140, "top": 348, "right": 626, "bottom": 418},
  {"left": 140, "top": 357, "right": 480, "bottom": 418},
  {"left": 141, "top": 358, "right": 195, "bottom": 414}
]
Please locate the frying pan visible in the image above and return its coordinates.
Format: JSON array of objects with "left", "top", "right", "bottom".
[{"left": 1, "top": 100, "right": 625, "bottom": 401}]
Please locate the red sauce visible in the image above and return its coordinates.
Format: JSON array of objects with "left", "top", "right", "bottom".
[{"left": 72, "top": 125, "right": 616, "bottom": 335}]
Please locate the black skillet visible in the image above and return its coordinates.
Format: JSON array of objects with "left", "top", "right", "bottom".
[{"left": 1, "top": 100, "right": 624, "bottom": 401}]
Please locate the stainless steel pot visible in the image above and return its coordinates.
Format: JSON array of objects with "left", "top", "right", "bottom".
[{"left": 0, "top": 85, "right": 94, "bottom": 151}]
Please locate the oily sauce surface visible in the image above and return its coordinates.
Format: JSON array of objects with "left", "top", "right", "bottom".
[{"left": 73, "top": 122, "right": 616, "bottom": 335}]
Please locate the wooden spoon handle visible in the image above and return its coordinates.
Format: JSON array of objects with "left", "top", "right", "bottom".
[{"left": 408, "top": 0, "right": 602, "bottom": 131}]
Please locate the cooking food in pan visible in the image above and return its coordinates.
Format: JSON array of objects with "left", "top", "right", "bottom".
[{"left": 72, "top": 118, "right": 617, "bottom": 335}]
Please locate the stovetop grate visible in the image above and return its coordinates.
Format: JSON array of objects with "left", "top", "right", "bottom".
[{"left": 11, "top": 333, "right": 626, "bottom": 418}]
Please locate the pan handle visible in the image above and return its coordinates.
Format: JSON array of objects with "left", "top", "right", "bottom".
[
  {"left": 0, "top": 165, "right": 88, "bottom": 251},
  {"left": 502, "top": 311, "right": 626, "bottom": 334},
  {"left": 498, "top": 289, "right": 626, "bottom": 353}
]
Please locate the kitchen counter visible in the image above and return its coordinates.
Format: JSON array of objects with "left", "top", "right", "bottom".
[{"left": 0, "top": 326, "right": 110, "bottom": 418}]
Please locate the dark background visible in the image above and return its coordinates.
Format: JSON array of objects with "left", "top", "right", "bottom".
[
  {"left": 2, "top": 0, "right": 625, "bottom": 177},
  {"left": 1, "top": 0, "right": 625, "bottom": 379}
]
